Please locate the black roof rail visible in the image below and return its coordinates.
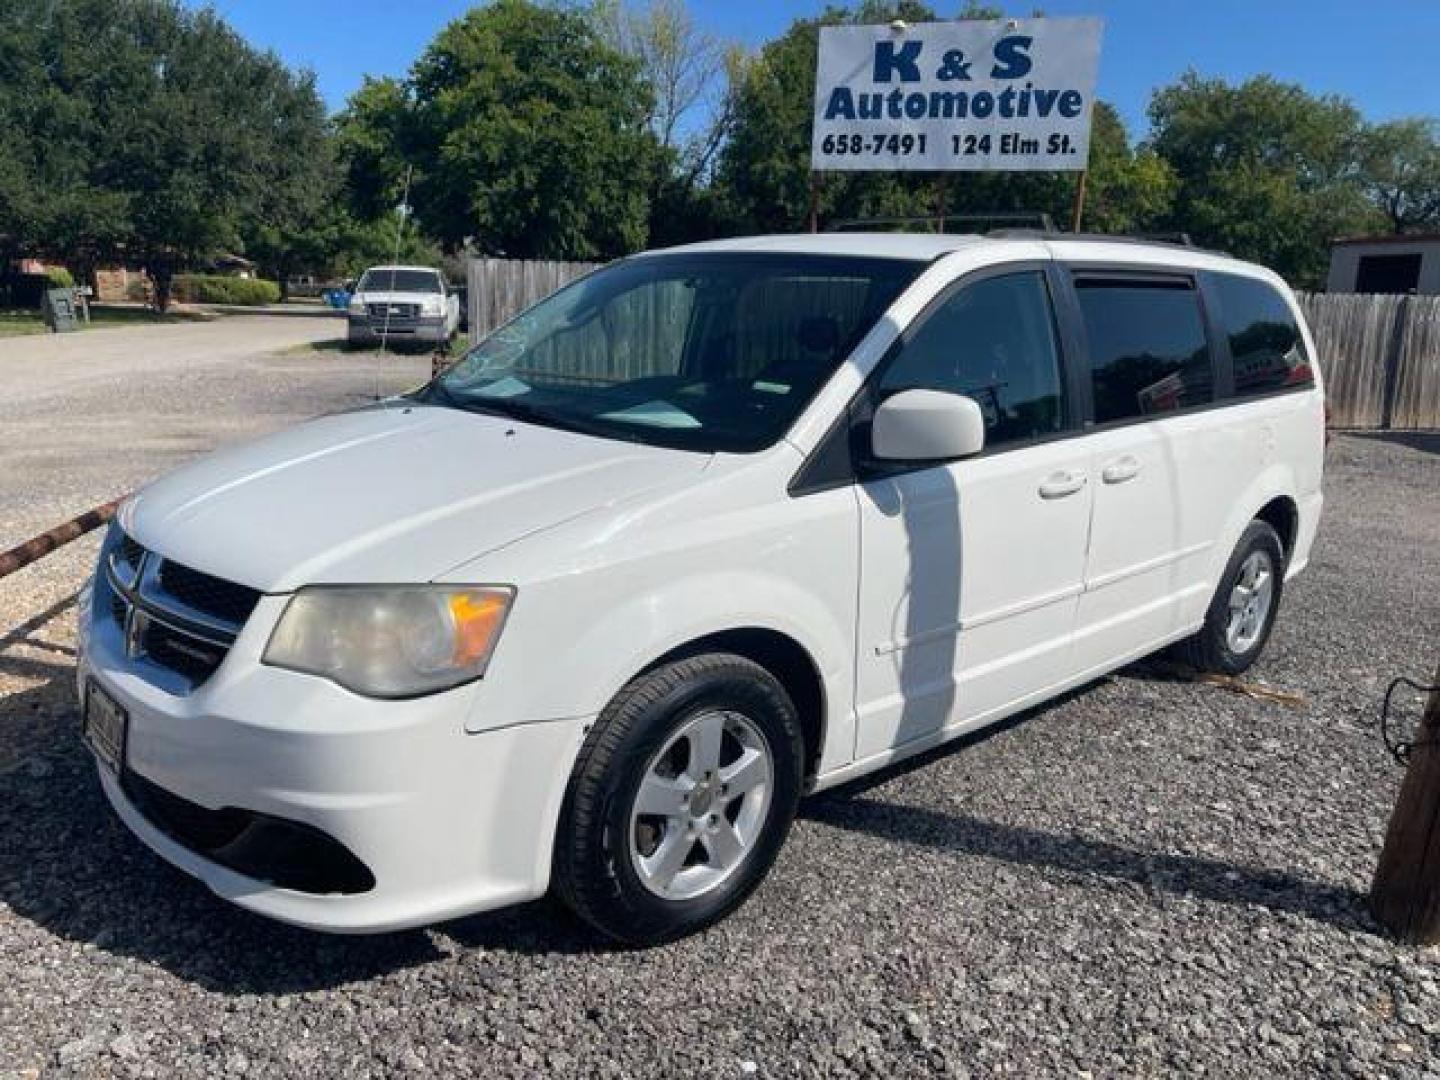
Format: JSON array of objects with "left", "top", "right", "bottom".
[
  {"left": 986, "top": 228, "right": 1227, "bottom": 255},
  {"left": 826, "top": 211, "right": 1057, "bottom": 234},
  {"left": 821, "top": 215, "right": 1229, "bottom": 256}
]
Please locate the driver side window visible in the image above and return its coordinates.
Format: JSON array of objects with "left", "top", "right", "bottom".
[{"left": 879, "top": 270, "right": 1065, "bottom": 449}]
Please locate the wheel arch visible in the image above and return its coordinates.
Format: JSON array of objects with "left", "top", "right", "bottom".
[
  {"left": 1206, "top": 465, "right": 1300, "bottom": 594},
  {"left": 1253, "top": 493, "right": 1299, "bottom": 565},
  {"left": 640, "top": 628, "right": 828, "bottom": 783}
]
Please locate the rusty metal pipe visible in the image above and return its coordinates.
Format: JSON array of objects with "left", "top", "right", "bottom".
[{"left": 0, "top": 497, "right": 123, "bottom": 582}]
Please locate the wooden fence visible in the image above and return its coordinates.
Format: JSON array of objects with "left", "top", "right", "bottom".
[
  {"left": 1298, "top": 293, "right": 1440, "bottom": 429},
  {"left": 466, "top": 257, "right": 599, "bottom": 340}
]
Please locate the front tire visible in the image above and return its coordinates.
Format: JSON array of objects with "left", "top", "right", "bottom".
[
  {"left": 552, "top": 654, "right": 804, "bottom": 945},
  {"left": 1182, "top": 519, "right": 1285, "bottom": 675}
]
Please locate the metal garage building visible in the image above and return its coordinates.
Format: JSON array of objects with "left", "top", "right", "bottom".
[{"left": 1327, "top": 234, "right": 1440, "bottom": 295}]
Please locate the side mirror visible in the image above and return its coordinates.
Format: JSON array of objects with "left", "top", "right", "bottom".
[{"left": 871, "top": 389, "right": 986, "bottom": 463}]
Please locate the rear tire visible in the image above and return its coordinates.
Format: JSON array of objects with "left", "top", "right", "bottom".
[
  {"left": 552, "top": 654, "right": 803, "bottom": 945},
  {"left": 1181, "top": 519, "right": 1285, "bottom": 675}
]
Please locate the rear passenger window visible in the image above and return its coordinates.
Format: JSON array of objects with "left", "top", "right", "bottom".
[
  {"left": 1076, "top": 279, "right": 1213, "bottom": 424},
  {"left": 879, "top": 271, "right": 1064, "bottom": 448},
  {"left": 1212, "top": 273, "right": 1314, "bottom": 396}
]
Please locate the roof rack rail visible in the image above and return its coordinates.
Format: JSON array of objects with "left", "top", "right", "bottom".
[
  {"left": 826, "top": 212, "right": 1057, "bottom": 234},
  {"left": 987, "top": 228, "right": 1213, "bottom": 252},
  {"left": 822, "top": 215, "right": 1226, "bottom": 255}
]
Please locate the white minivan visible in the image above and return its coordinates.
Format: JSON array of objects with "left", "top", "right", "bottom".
[{"left": 78, "top": 233, "right": 1324, "bottom": 943}]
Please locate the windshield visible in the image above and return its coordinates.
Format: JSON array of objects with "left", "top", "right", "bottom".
[
  {"left": 423, "top": 253, "right": 923, "bottom": 452},
  {"left": 358, "top": 269, "right": 442, "bottom": 293}
]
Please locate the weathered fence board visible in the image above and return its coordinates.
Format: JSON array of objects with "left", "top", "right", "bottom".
[
  {"left": 466, "top": 257, "right": 598, "bottom": 340},
  {"left": 1392, "top": 298, "right": 1440, "bottom": 429},
  {"left": 1298, "top": 292, "right": 1440, "bottom": 430}
]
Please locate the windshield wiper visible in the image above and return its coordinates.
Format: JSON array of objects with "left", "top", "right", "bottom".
[{"left": 437, "top": 390, "right": 643, "bottom": 442}]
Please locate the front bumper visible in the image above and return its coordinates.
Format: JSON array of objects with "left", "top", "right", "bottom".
[
  {"left": 347, "top": 313, "right": 448, "bottom": 344},
  {"left": 78, "top": 590, "right": 588, "bottom": 933}
]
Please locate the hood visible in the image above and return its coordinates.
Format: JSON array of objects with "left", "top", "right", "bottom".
[{"left": 124, "top": 404, "right": 710, "bottom": 592}]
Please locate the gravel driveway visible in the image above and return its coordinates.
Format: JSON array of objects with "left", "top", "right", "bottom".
[
  {"left": 0, "top": 313, "right": 428, "bottom": 548},
  {"left": 0, "top": 334, "right": 1437, "bottom": 1079}
]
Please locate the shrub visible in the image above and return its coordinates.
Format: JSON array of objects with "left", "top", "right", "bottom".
[
  {"left": 171, "top": 274, "right": 281, "bottom": 306},
  {"left": 44, "top": 267, "right": 75, "bottom": 289}
]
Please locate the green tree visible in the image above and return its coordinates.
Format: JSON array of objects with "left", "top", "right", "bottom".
[
  {"left": 1359, "top": 118, "right": 1440, "bottom": 234},
  {"left": 399, "top": 0, "right": 658, "bottom": 258},
  {"left": 1081, "top": 103, "right": 1176, "bottom": 234},
  {"left": 716, "top": 3, "right": 947, "bottom": 234},
  {"left": 334, "top": 77, "right": 416, "bottom": 224},
  {"left": 592, "top": 0, "right": 738, "bottom": 246},
  {"left": 0, "top": 0, "right": 332, "bottom": 308},
  {"left": 1147, "top": 73, "right": 1380, "bottom": 286}
]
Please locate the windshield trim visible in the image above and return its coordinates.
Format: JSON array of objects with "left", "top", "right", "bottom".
[{"left": 418, "top": 251, "right": 928, "bottom": 454}]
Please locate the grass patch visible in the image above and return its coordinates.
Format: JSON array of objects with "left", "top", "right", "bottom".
[
  {"left": 0, "top": 304, "right": 217, "bottom": 337},
  {"left": 88, "top": 304, "right": 216, "bottom": 326},
  {"left": 0, "top": 309, "right": 47, "bottom": 336}
]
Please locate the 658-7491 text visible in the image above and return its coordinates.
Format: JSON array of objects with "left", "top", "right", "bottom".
[{"left": 817, "top": 130, "right": 1077, "bottom": 159}]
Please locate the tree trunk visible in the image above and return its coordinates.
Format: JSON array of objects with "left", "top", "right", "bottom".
[
  {"left": 151, "top": 263, "right": 173, "bottom": 313},
  {"left": 1371, "top": 663, "right": 1440, "bottom": 945}
]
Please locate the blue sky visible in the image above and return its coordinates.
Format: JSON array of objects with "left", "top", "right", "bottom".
[{"left": 193, "top": 1, "right": 1440, "bottom": 139}]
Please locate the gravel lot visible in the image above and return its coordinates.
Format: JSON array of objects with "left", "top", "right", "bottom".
[{"left": 0, "top": 323, "right": 1437, "bottom": 1079}]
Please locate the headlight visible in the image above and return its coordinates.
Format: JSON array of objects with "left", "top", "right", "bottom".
[
  {"left": 348, "top": 296, "right": 365, "bottom": 313},
  {"left": 421, "top": 296, "right": 443, "bottom": 316},
  {"left": 263, "top": 586, "right": 515, "bottom": 698}
]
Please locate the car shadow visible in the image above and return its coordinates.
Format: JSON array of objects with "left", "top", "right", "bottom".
[
  {"left": 804, "top": 794, "right": 1373, "bottom": 933},
  {"left": 800, "top": 673, "right": 1371, "bottom": 934}
]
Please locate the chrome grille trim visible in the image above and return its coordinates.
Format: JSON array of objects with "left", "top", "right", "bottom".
[
  {"left": 104, "top": 557, "right": 242, "bottom": 646},
  {"left": 98, "top": 525, "right": 260, "bottom": 691}
]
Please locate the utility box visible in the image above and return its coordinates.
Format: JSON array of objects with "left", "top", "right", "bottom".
[{"left": 44, "top": 288, "right": 80, "bottom": 333}]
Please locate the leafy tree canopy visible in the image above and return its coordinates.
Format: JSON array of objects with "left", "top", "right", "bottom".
[
  {"left": 0, "top": 0, "right": 334, "bottom": 307},
  {"left": 1359, "top": 118, "right": 1440, "bottom": 235},
  {"left": 1147, "top": 72, "right": 1383, "bottom": 286},
  {"left": 349, "top": 0, "right": 660, "bottom": 260}
]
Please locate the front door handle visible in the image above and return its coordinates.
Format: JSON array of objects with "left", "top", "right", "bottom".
[
  {"left": 1101, "top": 455, "right": 1142, "bottom": 484},
  {"left": 1038, "top": 471, "right": 1087, "bottom": 499}
]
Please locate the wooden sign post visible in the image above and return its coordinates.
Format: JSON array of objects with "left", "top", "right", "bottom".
[{"left": 1370, "top": 663, "right": 1440, "bottom": 945}]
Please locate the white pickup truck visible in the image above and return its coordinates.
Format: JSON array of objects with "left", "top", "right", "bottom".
[{"left": 346, "top": 265, "right": 460, "bottom": 348}]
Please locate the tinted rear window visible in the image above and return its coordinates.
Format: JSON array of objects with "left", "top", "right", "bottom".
[
  {"left": 1212, "top": 273, "right": 1313, "bottom": 396},
  {"left": 1076, "top": 279, "right": 1213, "bottom": 424}
]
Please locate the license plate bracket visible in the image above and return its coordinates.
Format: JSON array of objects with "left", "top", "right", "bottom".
[{"left": 83, "top": 680, "right": 128, "bottom": 776}]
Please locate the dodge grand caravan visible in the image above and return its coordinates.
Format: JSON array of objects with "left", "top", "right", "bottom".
[{"left": 78, "top": 233, "right": 1324, "bottom": 943}]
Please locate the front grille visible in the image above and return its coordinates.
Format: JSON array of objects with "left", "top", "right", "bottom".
[
  {"left": 118, "top": 534, "right": 145, "bottom": 569},
  {"left": 98, "top": 525, "right": 259, "bottom": 693},
  {"left": 366, "top": 302, "right": 419, "bottom": 320},
  {"left": 157, "top": 560, "right": 260, "bottom": 626},
  {"left": 141, "top": 618, "right": 231, "bottom": 684}
]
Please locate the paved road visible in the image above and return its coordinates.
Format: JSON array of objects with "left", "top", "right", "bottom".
[{"left": 0, "top": 314, "right": 429, "bottom": 549}]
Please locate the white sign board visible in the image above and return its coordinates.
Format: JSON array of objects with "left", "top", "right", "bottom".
[{"left": 812, "top": 18, "right": 1103, "bottom": 172}]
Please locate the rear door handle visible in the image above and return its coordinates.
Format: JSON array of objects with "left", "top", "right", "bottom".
[
  {"left": 1038, "top": 471, "right": 1087, "bottom": 499},
  {"left": 1101, "top": 455, "right": 1142, "bottom": 484}
]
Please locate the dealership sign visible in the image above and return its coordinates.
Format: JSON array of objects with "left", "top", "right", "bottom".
[{"left": 811, "top": 18, "right": 1103, "bottom": 172}]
